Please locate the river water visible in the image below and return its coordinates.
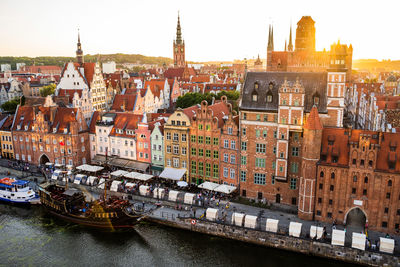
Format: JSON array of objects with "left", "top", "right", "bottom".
[{"left": 0, "top": 204, "right": 355, "bottom": 267}]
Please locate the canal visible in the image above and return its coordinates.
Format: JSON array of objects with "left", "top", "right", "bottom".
[{"left": 0, "top": 204, "right": 357, "bottom": 267}]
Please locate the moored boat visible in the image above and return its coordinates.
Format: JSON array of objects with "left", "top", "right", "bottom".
[
  {"left": 0, "top": 177, "right": 40, "bottom": 204},
  {"left": 38, "top": 182, "right": 146, "bottom": 229}
]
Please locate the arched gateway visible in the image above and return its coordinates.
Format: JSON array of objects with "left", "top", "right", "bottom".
[
  {"left": 39, "top": 154, "right": 50, "bottom": 166},
  {"left": 344, "top": 207, "right": 367, "bottom": 228}
]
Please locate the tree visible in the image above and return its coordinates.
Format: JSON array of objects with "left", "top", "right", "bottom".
[
  {"left": 40, "top": 84, "right": 56, "bottom": 97},
  {"left": 1, "top": 98, "right": 21, "bottom": 113},
  {"left": 176, "top": 90, "right": 240, "bottom": 110}
]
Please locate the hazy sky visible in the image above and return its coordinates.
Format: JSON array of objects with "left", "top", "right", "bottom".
[{"left": 1, "top": 0, "right": 399, "bottom": 61}]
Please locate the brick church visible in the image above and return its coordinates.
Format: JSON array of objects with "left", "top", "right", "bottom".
[
  {"left": 240, "top": 17, "right": 400, "bottom": 233},
  {"left": 266, "top": 16, "right": 353, "bottom": 82}
]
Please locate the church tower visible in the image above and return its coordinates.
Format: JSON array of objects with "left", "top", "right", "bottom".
[
  {"left": 288, "top": 25, "right": 293, "bottom": 52},
  {"left": 76, "top": 30, "right": 84, "bottom": 64},
  {"left": 173, "top": 13, "right": 185, "bottom": 67},
  {"left": 298, "top": 106, "right": 323, "bottom": 220},
  {"left": 295, "top": 16, "right": 315, "bottom": 52}
]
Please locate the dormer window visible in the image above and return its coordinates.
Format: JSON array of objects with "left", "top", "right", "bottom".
[
  {"left": 252, "top": 93, "right": 258, "bottom": 102},
  {"left": 24, "top": 125, "right": 28, "bottom": 131},
  {"left": 254, "top": 82, "right": 259, "bottom": 89},
  {"left": 53, "top": 128, "right": 57, "bottom": 133},
  {"left": 64, "top": 128, "right": 68, "bottom": 134},
  {"left": 17, "top": 125, "right": 21, "bottom": 130},
  {"left": 313, "top": 93, "right": 320, "bottom": 106}
]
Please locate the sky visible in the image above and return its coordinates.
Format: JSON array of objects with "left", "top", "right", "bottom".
[{"left": 0, "top": 0, "right": 399, "bottom": 62}]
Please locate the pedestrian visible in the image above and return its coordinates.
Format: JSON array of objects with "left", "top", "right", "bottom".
[
  {"left": 193, "top": 208, "right": 196, "bottom": 218},
  {"left": 142, "top": 201, "right": 145, "bottom": 210}
]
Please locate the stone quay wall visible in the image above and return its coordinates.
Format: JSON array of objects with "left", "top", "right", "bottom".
[{"left": 147, "top": 216, "right": 400, "bottom": 267}]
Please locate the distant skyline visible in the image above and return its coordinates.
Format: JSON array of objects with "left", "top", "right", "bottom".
[{"left": 1, "top": 0, "right": 399, "bottom": 61}]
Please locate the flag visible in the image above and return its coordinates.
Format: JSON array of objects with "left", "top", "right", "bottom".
[{"left": 59, "top": 141, "right": 65, "bottom": 146}]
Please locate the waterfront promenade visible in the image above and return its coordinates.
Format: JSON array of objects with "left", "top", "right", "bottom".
[{"left": 1, "top": 162, "right": 399, "bottom": 264}]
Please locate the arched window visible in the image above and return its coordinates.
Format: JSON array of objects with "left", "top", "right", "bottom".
[
  {"left": 364, "top": 176, "right": 368, "bottom": 183},
  {"left": 331, "top": 172, "right": 335, "bottom": 179},
  {"left": 266, "top": 90, "right": 273, "bottom": 103},
  {"left": 320, "top": 171, "right": 324, "bottom": 177},
  {"left": 388, "top": 180, "right": 392, "bottom": 186}
]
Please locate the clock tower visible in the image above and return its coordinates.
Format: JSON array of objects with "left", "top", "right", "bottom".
[{"left": 173, "top": 13, "right": 185, "bottom": 67}]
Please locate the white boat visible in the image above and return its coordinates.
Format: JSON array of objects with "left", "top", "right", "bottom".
[{"left": 0, "top": 177, "right": 40, "bottom": 204}]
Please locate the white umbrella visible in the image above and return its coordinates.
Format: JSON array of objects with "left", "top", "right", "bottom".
[{"left": 177, "top": 181, "right": 188, "bottom": 187}]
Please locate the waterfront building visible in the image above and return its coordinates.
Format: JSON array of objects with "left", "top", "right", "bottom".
[
  {"left": 307, "top": 125, "right": 400, "bottom": 233},
  {"left": 189, "top": 97, "right": 232, "bottom": 184},
  {"left": 266, "top": 16, "right": 353, "bottom": 82},
  {"left": 12, "top": 106, "right": 90, "bottom": 166},
  {"left": 163, "top": 106, "right": 196, "bottom": 182},
  {"left": 0, "top": 115, "right": 14, "bottom": 159},
  {"left": 135, "top": 114, "right": 152, "bottom": 164},
  {"left": 150, "top": 121, "right": 165, "bottom": 175}
]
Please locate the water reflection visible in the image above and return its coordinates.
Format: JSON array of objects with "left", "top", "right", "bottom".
[{"left": 0, "top": 204, "right": 353, "bottom": 267}]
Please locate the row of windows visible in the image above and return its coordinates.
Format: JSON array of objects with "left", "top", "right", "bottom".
[
  {"left": 166, "top": 145, "right": 187, "bottom": 155},
  {"left": 170, "top": 120, "right": 187, "bottom": 126},
  {"left": 167, "top": 158, "right": 187, "bottom": 169},
  {"left": 166, "top": 133, "right": 187, "bottom": 142},
  {"left": 191, "top": 161, "right": 218, "bottom": 178},
  {"left": 1, "top": 136, "right": 11, "bottom": 142},
  {"left": 192, "top": 148, "right": 219, "bottom": 158},
  {"left": 321, "top": 171, "right": 394, "bottom": 187},
  {"left": 191, "top": 135, "right": 218, "bottom": 145},
  {"left": 240, "top": 171, "right": 297, "bottom": 189},
  {"left": 223, "top": 140, "right": 236, "bottom": 149},
  {"left": 14, "top": 136, "right": 80, "bottom": 144}
]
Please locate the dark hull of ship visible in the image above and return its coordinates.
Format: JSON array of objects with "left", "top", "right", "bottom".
[{"left": 44, "top": 208, "right": 142, "bottom": 229}]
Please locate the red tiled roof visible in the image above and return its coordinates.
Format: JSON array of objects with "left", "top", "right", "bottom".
[
  {"left": 109, "top": 113, "right": 143, "bottom": 138},
  {"left": 82, "top": 62, "right": 96, "bottom": 85},
  {"left": 182, "top": 105, "right": 200, "bottom": 119},
  {"left": 111, "top": 94, "right": 137, "bottom": 112},
  {"left": 191, "top": 75, "right": 210, "bottom": 83},
  {"left": 0, "top": 115, "right": 14, "bottom": 131},
  {"left": 207, "top": 101, "right": 230, "bottom": 128},
  {"left": 144, "top": 80, "right": 166, "bottom": 99},
  {"left": 376, "top": 132, "right": 400, "bottom": 173},
  {"left": 89, "top": 111, "right": 100, "bottom": 134},
  {"left": 304, "top": 106, "right": 323, "bottom": 130},
  {"left": 58, "top": 89, "right": 82, "bottom": 103}
]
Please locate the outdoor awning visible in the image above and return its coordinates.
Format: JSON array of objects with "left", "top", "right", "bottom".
[
  {"left": 244, "top": 215, "right": 257, "bottom": 229},
  {"left": 159, "top": 168, "right": 186, "bottom": 181},
  {"left": 45, "top": 162, "right": 53, "bottom": 166},
  {"left": 310, "top": 226, "right": 324, "bottom": 239},
  {"left": 92, "top": 154, "right": 107, "bottom": 164},
  {"left": 198, "top": 181, "right": 220, "bottom": 191},
  {"left": 266, "top": 219, "right": 279, "bottom": 233},
  {"left": 184, "top": 193, "right": 195, "bottom": 205},
  {"left": 352, "top": 233, "right": 366, "bottom": 251},
  {"left": 87, "top": 176, "right": 97, "bottom": 185},
  {"left": 125, "top": 182, "right": 136, "bottom": 188},
  {"left": 76, "top": 164, "right": 104, "bottom": 173},
  {"left": 154, "top": 187, "right": 165, "bottom": 198},
  {"left": 151, "top": 165, "right": 164, "bottom": 171},
  {"left": 331, "top": 229, "right": 345, "bottom": 246},
  {"left": 98, "top": 178, "right": 105, "bottom": 189},
  {"left": 379, "top": 237, "right": 395, "bottom": 254},
  {"left": 213, "top": 184, "right": 237, "bottom": 194},
  {"left": 289, "top": 222, "right": 302, "bottom": 237},
  {"left": 109, "top": 158, "right": 130, "bottom": 168},
  {"left": 232, "top": 212, "right": 245, "bottom": 227},
  {"left": 124, "top": 172, "right": 153, "bottom": 181},
  {"left": 206, "top": 208, "right": 218, "bottom": 221},
  {"left": 110, "top": 181, "right": 122, "bottom": 192},
  {"left": 123, "top": 160, "right": 150, "bottom": 172},
  {"left": 139, "top": 185, "right": 150, "bottom": 196},
  {"left": 168, "top": 190, "right": 180, "bottom": 202},
  {"left": 111, "top": 170, "right": 129, "bottom": 177}
]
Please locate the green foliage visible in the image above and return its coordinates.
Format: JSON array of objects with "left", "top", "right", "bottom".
[
  {"left": 0, "top": 54, "right": 173, "bottom": 68},
  {"left": 40, "top": 84, "right": 56, "bottom": 97},
  {"left": 176, "top": 91, "right": 240, "bottom": 111},
  {"left": 1, "top": 98, "right": 21, "bottom": 113}
]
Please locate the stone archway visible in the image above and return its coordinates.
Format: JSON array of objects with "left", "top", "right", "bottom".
[
  {"left": 39, "top": 154, "right": 50, "bottom": 166},
  {"left": 345, "top": 207, "right": 367, "bottom": 228}
]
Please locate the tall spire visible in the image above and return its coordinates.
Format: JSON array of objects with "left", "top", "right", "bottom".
[
  {"left": 76, "top": 29, "right": 84, "bottom": 64},
  {"left": 267, "top": 25, "right": 274, "bottom": 51},
  {"left": 288, "top": 24, "right": 293, "bottom": 51},
  {"left": 176, "top": 11, "right": 183, "bottom": 44}
]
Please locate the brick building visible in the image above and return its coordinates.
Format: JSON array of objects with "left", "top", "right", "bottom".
[
  {"left": 266, "top": 16, "right": 353, "bottom": 82},
  {"left": 188, "top": 98, "right": 232, "bottom": 184},
  {"left": 12, "top": 106, "right": 90, "bottom": 166},
  {"left": 310, "top": 127, "right": 400, "bottom": 233}
]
